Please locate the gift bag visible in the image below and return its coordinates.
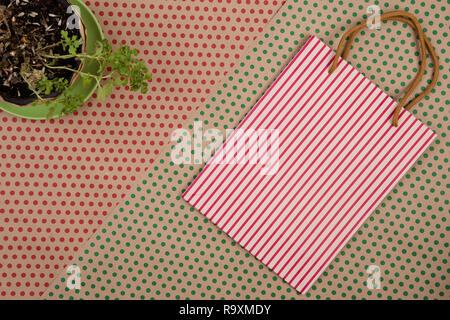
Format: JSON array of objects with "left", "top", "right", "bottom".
[{"left": 183, "top": 11, "right": 439, "bottom": 293}]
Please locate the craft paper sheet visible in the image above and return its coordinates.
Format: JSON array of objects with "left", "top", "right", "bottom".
[
  {"left": 183, "top": 36, "right": 436, "bottom": 293},
  {"left": 44, "top": 0, "right": 447, "bottom": 300},
  {"left": 0, "top": 0, "right": 283, "bottom": 299}
]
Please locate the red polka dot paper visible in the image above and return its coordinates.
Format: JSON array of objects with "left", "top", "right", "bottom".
[{"left": 0, "top": 0, "right": 283, "bottom": 299}]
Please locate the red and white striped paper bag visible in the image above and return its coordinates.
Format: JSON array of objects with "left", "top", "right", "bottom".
[{"left": 182, "top": 35, "right": 436, "bottom": 293}]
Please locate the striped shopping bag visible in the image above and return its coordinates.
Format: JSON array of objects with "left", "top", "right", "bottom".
[{"left": 183, "top": 11, "right": 439, "bottom": 293}]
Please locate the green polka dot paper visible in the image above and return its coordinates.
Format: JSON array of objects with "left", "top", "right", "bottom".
[{"left": 45, "top": 0, "right": 449, "bottom": 300}]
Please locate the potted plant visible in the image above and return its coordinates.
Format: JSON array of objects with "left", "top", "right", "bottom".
[{"left": 0, "top": 0, "right": 151, "bottom": 118}]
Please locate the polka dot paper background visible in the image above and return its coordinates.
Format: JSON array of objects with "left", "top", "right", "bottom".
[
  {"left": 44, "top": 0, "right": 449, "bottom": 300},
  {"left": 0, "top": 0, "right": 285, "bottom": 299}
]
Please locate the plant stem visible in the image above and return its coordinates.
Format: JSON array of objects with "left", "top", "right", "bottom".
[
  {"left": 19, "top": 72, "right": 44, "bottom": 102},
  {"left": 42, "top": 53, "right": 106, "bottom": 62},
  {"left": 44, "top": 63, "right": 115, "bottom": 82},
  {"left": 44, "top": 64, "right": 99, "bottom": 80},
  {"left": 38, "top": 41, "right": 63, "bottom": 51}
]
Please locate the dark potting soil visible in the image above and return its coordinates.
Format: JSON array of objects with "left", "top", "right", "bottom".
[{"left": 0, "top": 0, "right": 83, "bottom": 105}]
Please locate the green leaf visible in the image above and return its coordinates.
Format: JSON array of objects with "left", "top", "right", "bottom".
[
  {"left": 59, "top": 90, "right": 84, "bottom": 116},
  {"left": 97, "top": 85, "right": 106, "bottom": 101},
  {"left": 96, "top": 82, "right": 113, "bottom": 101},
  {"left": 60, "top": 30, "right": 82, "bottom": 55},
  {"left": 103, "top": 81, "right": 113, "bottom": 97},
  {"left": 82, "top": 76, "right": 92, "bottom": 88},
  {"left": 112, "top": 76, "right": 123, "bottom": 87}
]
